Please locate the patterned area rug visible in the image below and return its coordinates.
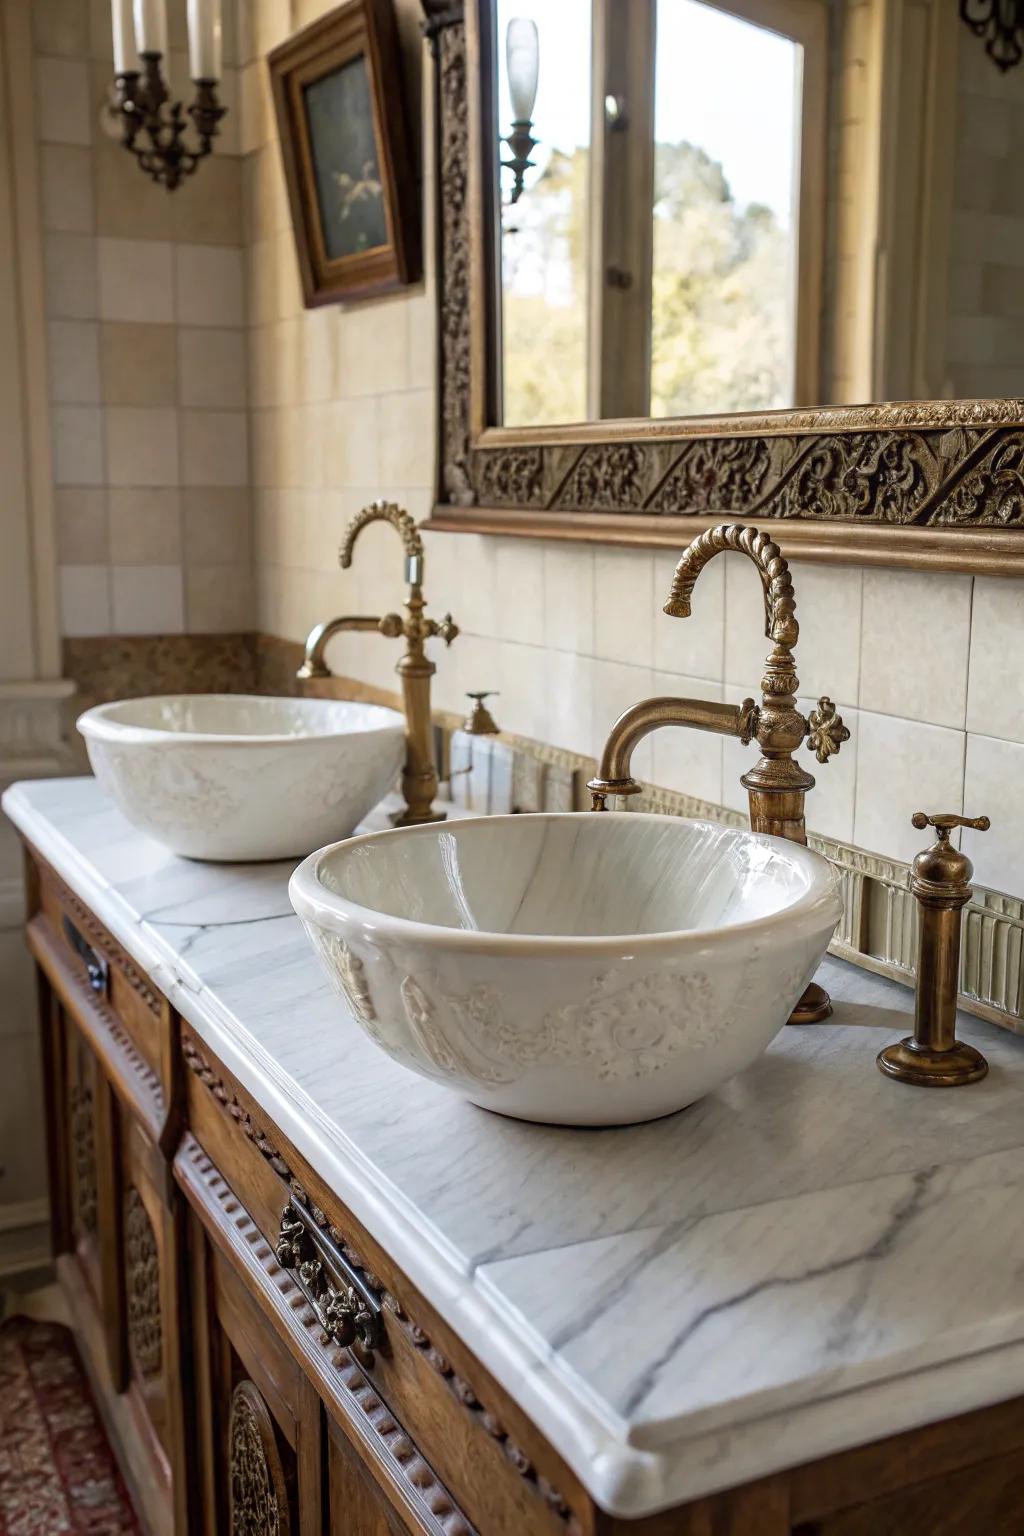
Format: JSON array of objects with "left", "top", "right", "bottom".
[{"left": 0, "top": 1317, "right": 140, "bottom": 1534}]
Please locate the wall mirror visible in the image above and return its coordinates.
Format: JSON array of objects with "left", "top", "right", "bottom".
[{"left": 422, "top": 0, "right": 1024, "bottom": 574}]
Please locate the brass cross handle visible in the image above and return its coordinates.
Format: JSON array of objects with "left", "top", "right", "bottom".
[
  {"left": 912, "top": 811, "right": 991, "bottom": 842},
  {"left": 429, "top": 613, "right": 459, "bottom": 646},
  {"left": 806, "top": 697, "right": 850, "bottom": 764}
]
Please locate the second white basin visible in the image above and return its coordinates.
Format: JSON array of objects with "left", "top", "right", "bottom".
[
  {"left": 78, "top": 693, "right": 406, "bottom": 861},
  {"left": 290, "top": 812, "right": 843, "bottom": 1126}
]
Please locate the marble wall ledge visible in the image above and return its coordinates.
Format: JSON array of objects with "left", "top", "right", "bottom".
[{"left": 4, "top": 776, "right": 1024, "bottom": 1519}]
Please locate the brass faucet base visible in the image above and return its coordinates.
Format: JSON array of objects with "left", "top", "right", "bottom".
[
  {"left": 876, "top": 1036, "right": 988, "bottom": 1087},
  {"left": 391, "top": 807, "right": 447, "bottom": 827},
  {"left": 787, "top": 981, "right": 832, "bottom": 1025}
]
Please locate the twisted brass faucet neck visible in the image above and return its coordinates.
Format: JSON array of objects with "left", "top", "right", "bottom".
[
  {"left": 665, "top": 523, "right": 799, "bottom": 650},
  {"left": 339, "top": 500, "right": 425, "bottom": 586}
]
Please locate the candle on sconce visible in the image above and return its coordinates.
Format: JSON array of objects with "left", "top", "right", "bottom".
[
  {"left": 111, "top": 0, "right": 137, "bottom": 74},
  {"left": 187, "top": 0, "right": 222, "bottom": 82},
  {"left": 133, "top": 0, "right": 167, "bottom": 58}
]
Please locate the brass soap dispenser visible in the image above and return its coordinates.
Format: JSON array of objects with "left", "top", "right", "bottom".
[{"left": 877, "top": 811, "right": 990, "bottom": 1087}]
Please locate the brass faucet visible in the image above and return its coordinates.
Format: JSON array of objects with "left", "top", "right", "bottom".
[
  {"left": 297, "top": 501, "right": 458, "bottom": 827},
  {"left": 877, "top": 812, "right": 990, "bottom": 1087},
  {"left": 588, "top": 523, "right": 849, "bottom": 1024}
]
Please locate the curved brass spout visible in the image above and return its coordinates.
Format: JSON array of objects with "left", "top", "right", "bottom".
[
  {"left": 588, "top": 696, "right": 758, "bottom": 807},
  {"left": 299, "top": 501, "right": 459, "bottom": 827},
  {"left": 590, "top": 522, "right": 849, "bottom": 1025},
  {"left": 297, "top": 614, "right": 402, "bottom": 680}
]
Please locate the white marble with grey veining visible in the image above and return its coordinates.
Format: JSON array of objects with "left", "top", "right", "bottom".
[{"left": 5, "top": 775, "right": 1024, "bottom": 1519}]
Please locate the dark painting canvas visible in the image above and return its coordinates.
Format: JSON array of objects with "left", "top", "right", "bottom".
[{"left": 303, "top": 55, "right": 388, "bottom": 261}]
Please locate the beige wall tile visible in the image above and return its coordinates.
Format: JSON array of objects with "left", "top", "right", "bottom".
[
  {"left": 100, "top": 322, "right": 178, "bottom": 405},
  {"left": 425, "top": 530, "right": 496, "bottom": 638},
  {"left": 183, "top": 487, "right": 252, "bottom": 564},
  {"left": 40, "top": 144, "right": 93, "bottom": 235},
  {"left": 962, "top": 733, "right": 1024, "bottom": 896},
  {"left": 255, "top": 0, "right": 291, "bottom": 55},
  {"left": 185, "top": 564, "right": 254, "bottom": 631},
  {"left": 33, "top": 0, "right": 88, "bottom": 56},
  {"left": 111, "top": 564, "right": 185, "bottom": 634},
  {"left": 854, "top": 711, "right": 965, "bottom": 864},
  {"left": 109, "top": 487, "right": 183, "bottom": 563},
  {"left": 323, "top": 397, "right": 380, "bottom": 488},
  {"left": 36, "top": 57, "right": 92, "bottom": 145},
  {"left": 93, "top": 128, "right": 174, "bottom": 241},
  {"left": 178, "top": 327, "right": 247, "bottom": 408},
  {"left": 860, "top": 569, "right": 973, "bottom": 730},
  {"left": 48, "top": 320, "right": 101, "bottom": 403},
  {"left": 653, "top": 549, "right": 723, "bottom": 682},
  {"left": 182, "top": 409, "right": 248, "bottom": 485},
  {"left": 55, "top": 487, "right": 108, "bottom": 563},
  {"left": 787, "top": 562, "right": 863, "bottom": 703},
  {"left": 406, "top": 290, "right": 434, "bottom": 392},
  {"left": 650, "top": 673, "right": 723, "bottom": 805},
  {"left": 175, "top": 243, "right": 245, "bottom": 325},
  {"left": 97, "top": 238, "right": 174, "bottom": 322},
  {"left": 380, "top": 390, "right": 436, "bottom": 485},
  {"left": 59, "top": 564, "right": 110, "bottom": 636},
  {"left": 966, "top": 577, "right": 1024, "bottom": 744},
  {"left": 239, "top": 62, "right": 274, "bottom": 154},
  {"left": 800, "top": 697, "right": 858, "bottom": 844},
  {"left": 494, "top": 540, "right": 545, "bottom": 645},
  {"left": 44, "top": 233, "right": 98, "bottom": 319},
  {"left": 299, "top": 313, "right": 334, "bottom": 404},
  {"left": 543, "top": 543, "right": 594, "bottom": 655},
  {"left": 52, "top": 405, "right": 104, "bottom": 484},
  {"left": 171, "top": 157, "right": 243, "bottom": 246},
  {"left": 591, "top": 659, "right": 654, "bottom": 775},
  {"left": 336, "top": 301, "right": 409, "bottom": 397},
  {"left": 542, "top": 649, "right": 595, "bottom": 759},
  {"left": 593, "top": 548, "right": 653, "bottom": 665},
  {"left": 106, "top": 406, "right": 180, "bottom": 485}
]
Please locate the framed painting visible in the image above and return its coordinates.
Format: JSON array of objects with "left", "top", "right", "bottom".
[{"left": 269, "top": 0, "right": 420, "bottom": 306}]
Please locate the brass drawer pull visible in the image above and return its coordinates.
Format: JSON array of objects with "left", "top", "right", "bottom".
[
  {"left": 62, "top": 914, "right": 109, "bottom": 997},
  {"left": 275, "top": 1198, "right": 382, "bottom": 1356}
]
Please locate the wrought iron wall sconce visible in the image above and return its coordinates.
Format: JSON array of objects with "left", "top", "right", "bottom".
[
  {"left": 960, "top": 0, "right": 1024, "bottom": 70},
  {"left": 501, "top": 16, "right": 539, "bottom": 205},
  {"left": 109, "top": 0, "right": 227, "bottom": 190}
]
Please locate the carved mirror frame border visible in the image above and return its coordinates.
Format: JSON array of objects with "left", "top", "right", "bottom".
[{"left": 420, "top": 0, "right": 1024, "bottom": 575}]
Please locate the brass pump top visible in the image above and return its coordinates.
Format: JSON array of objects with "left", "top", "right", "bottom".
[{"left": 910, "top": 811, "right": 990, "bottom": 891}]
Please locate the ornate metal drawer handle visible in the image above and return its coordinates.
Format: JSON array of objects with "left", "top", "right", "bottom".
[
  {"left": 62, "top": 914, "right": 109, "bottom": 996},
  {"left": 275, "top": 1198, "right": 382, "bottom": 1355}
]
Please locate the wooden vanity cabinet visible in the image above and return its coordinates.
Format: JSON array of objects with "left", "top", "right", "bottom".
[{"left": 19, "top": 839, "right": 1024, "bottom": 1536}]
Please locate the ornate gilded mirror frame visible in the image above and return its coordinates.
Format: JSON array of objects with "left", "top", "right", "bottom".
[{"left": 420, "top": 0, "right": 1024, "bottom": 575}]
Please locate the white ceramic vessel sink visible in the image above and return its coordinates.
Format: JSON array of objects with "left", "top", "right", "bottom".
[
  {"left": 290, "top": 813, "right": 843, "bottom": 1126},
  {"left": 78, "top": 694, "right": 405, "bottom": 862}
]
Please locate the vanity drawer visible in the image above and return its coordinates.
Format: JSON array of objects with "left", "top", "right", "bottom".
[
  {"left": 35, "top": 857, "right": 168, "bottom": 1090},
  {"left": 179, "top": 1027, "right": 588, "bottom": 1536}
]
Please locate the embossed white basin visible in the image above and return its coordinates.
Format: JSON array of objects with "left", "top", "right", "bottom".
[
  {"left": 289, "top": 813, "right": 843, "bottom": 1126},
  {"left": 78, "top": 694, "right": 405, "bottom": 862}
]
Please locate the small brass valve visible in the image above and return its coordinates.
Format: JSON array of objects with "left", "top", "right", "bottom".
[{"left": 877, "top": 811, "right": 990, "bottom": 1087}]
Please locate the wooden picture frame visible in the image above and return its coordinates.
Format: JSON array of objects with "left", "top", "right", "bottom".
[
  {"left": 269, "top": 0, "right": 420, "bottom": 307},
  {"left": 419, "top": 0, "right": 1024, "bottom": 577}
]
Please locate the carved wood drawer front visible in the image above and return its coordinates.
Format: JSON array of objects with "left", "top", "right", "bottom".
[
  {"left": 180, "top": 1030, "right": 589, "bottom": 1536},
  {"left": 36, "top": 858, "right": 168, "bottom": 1090}
]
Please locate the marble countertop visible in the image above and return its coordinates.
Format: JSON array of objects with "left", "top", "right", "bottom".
[{"left": 5, "top": 776, "right": 1024, "bottom": 1519}]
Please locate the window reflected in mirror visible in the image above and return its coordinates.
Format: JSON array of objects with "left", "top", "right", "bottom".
[{"left": 493, "top": 0, "right": 825, "bottom": 427}]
